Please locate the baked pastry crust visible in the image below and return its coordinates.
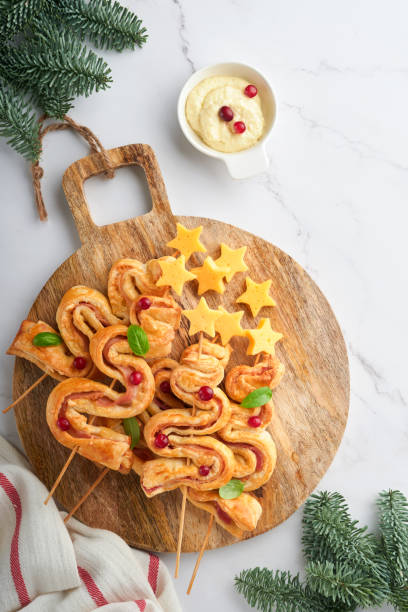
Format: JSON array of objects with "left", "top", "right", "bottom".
[
  {"left": 108, "top": 257, "right": 173, "bottom": 321},
  {"left": 129, "top": 294, "right": 181, "bottom": 360},
  {"left": 187, "top": 489, "right": 262, "bottom": 537},
  {"left": 7, "top": 320, "right": 95, "bottom": 380},
  {"left": 56, "top": 285, "right": 120, "bottom": 360}
]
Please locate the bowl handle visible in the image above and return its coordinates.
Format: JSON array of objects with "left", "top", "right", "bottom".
[{"left": 224, "top": 145, "right": 269, "bottom": 179}]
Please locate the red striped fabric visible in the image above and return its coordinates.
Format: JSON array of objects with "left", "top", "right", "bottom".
[
  {"left": 0, "top": 473, "right": 31, "bottom": 607},
  {"left": 148, "top": 554, "right": 159, "bottom": 594},
  {"left": 77, "top": 565, "right": 108, "bottom": 607},
  {"left": 135, "top": 600, "right": 146, "bottom": 611}
]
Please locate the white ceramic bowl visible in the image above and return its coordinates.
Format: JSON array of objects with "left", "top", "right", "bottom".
[{"left": 177, "top": 62, "right": 276, "bottom": 179}]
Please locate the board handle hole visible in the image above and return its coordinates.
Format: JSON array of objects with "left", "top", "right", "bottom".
[{"left": 84, "top": 165, "right": 152, "bottom": 227}]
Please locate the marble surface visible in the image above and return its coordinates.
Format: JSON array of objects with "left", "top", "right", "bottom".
[{"left": 1, "top": 1, "right": 407, "bottom": 610}]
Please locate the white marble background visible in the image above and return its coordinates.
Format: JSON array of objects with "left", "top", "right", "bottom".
[{"left": 1, "top": 1, "right": 407, "bottom": 610}]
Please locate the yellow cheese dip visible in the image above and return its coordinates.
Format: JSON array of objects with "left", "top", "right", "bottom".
[{"left": 185, "top": 76, "right": 265, "bottom": 153}]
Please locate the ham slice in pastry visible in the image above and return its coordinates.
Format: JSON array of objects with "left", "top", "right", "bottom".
[
  {"left": 7, "top": 320, "right": 95, "bottom": 381},
  {"left": 187, "top": 489, "right": 262, "bottom": 538},
  {"left": 46, "top": 325, "right": 155, "bottom": 471},
  {"left": 129, "top": 294, "right": 181, "bottom": 360},
  {"left": 108, "top": 257, "right": 173, "bottom": 321},
  {"left": 56, "top": 285, "right": 120, "bottom": 361}
]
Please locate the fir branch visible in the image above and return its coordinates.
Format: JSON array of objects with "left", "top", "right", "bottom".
[
  {"left": 2, "top": 27, "right": 112, "bottom": 102},
  {"left": 306, "top": 560, "right": 389, "bottom": 609},
  {"left": 378, "top": 490, "right": 408, "bottom": 580},
  {"left": 57, "top": 0, "right": 148, "bottom": 52},
  {"left": 0, "top": 78, "right": 40, "bottom": 161},
  {"left": 390, "top": 583, "right": 408, "bottom": 612},
  {"left": 302, "top": 491, "right": 388, "bottom": 582},
  {"left": 0, "top": 0, "right": 50, "bottom": 37},
  {"left": 234, "top": 568, "right": 348, "bottom": 612}
]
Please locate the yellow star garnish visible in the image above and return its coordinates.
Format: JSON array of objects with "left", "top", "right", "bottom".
[
  {"left": 167, "top": 223, "right": 206, "bottom": 261},
  {"left": 190, "top": 257, "right": 229, "bottom": 295},
  {"left": 215, "top": 306, "right": 245, "bottom": 345},
  {"left": 156, "top": 255, "right": 196, "bottom": 296},
  {"left": 236, "top": 277, "right": 276, "bottom": 317},
  {"left": 214, "top": 243, "right": 248, "bottom": 282},
  {"left": 245, "top": 318, "right": 283, "bottom": 356},
  {"left": 183, "top": 297, "right": 222, "bottom": 337}
]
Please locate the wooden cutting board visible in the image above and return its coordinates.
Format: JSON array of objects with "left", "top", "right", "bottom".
[{"left": 12, "top": 144, "right": 349, "bottom": 552}]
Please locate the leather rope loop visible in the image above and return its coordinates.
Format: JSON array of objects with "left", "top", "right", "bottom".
[{"left": 31, "top": 114, "right": 115, "bottom": 221}]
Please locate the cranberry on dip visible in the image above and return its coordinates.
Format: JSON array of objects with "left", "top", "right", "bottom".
[{"left": 185, "top": 76, "right": 265, "bottom": 153}]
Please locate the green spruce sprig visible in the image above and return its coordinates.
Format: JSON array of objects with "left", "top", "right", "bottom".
[
  {"left": 235, "top": 490, "right": 408, "bottom": 612},
  {"left": 0, "top": 0, "right": 147, "bottom": 160},
  {"left": 57, "top": 0, "right": 148, "bottom": 52},
  {"left": 378, "top": 490, "right": 408, "bottom": 610},
  {"left": 0, "top": 79, "right": 40, "bottom": 161}
]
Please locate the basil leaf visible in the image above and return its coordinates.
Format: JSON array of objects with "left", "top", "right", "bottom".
[
  {"left": 127, "top": 324, "right": 149, "bottom": 356},
  {"left": 219, "top": 478, "right": 244, "bottom": 500},
  {"left": 123, "top": 417, "right": 140, "bottom": 449},
  {"left": 241, "top": 386, "right": 272, "bottom": 409},
  {"left": 33, "top": 332, "right": 62, "bottom": 347}
]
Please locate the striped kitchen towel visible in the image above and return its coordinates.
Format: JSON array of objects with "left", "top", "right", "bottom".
[{"left": 0, "top": 435, "right": 181, "bottom": 612}]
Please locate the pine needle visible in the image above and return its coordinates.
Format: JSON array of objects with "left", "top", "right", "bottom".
[
  {"left": 235, "top": 568, "right": 328, "bottom": 612},
  {"left": 306, "top": 560, "right": 389, "bottom": 609},
  {"left": 302, "top": 491, "right": 388, "bottom": 582},
  {"left": 0, "top": 78, "right": 40, "bottom": 161},
  {"left": 58, "top": 0, "right": 148, "bottom": 51}
]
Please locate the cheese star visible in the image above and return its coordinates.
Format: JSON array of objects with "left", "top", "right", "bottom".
[
  {"left": 190, "top": 257, "right": 229, "bottom": 295},
  {"left": 156, "top": 255, "right": 196, "bottom": 296},
  {"left": 236, "top": 277, "right": 276, "bottom": 317},
  {"left": 166, "top": 223, "right": 206, "bottom": 261},
  {"left": 214, "top": 244, "right": 248, "bottom": 282},
  {"left": 183, "top": 297, "right": 222, "bottom": 337},
  {"left": 245, "top": 318, "right": 283, "bottom": 356},
  {"left": 215, "top": 307, "right": 245, "bottom": 345}
]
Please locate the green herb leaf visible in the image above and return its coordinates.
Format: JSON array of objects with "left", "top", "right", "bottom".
[
  {"left": 127, "top": 324, "right": 149, "bottom": 356},
  {"left": 241, "top": 386, "right": 272, "bottom": 409},
  {"left": 123, "top": 417, "right": 140, "bottom": 449},
  {"left": 33, "top": 332, "right": 62, "bottom": 347},
  {"left": 219, "top": 478, "right": 244, "bottom": 500}
]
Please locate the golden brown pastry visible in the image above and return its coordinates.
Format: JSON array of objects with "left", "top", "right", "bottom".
[
  {"left": 219, "top": 404, "right": 277, "bottom": 491},
  {"left": 140, "top": 434, "right": 234, "bottom": 497},
  {"left": 56, "top": 285, "right": 120, "bottom": 361},
  {"left": 46, "top": 325, "right": 155, "bottom": 471},
  {"left": 219, "top": 355, "right": 283, "bottom": 490},
  {"left": 108, "top": 257, "right": 173, "bottom": 320},
  {"left": 225, "top": 355, "right": 285, "bottom": 400},
  {"left": 187, "top": 489, "right": 262, "bottom": 537},
  {"left": 129, "top": 295, "right": 181, "bottom": 360},
  {"left": 46, "top": 379, "right": 134, "bottom": 472},
  {"left": 139, "top": 341, "right": 234, "bottom": 496},
  {"left": 7, "top": 320, "right": 95, "bottom": 380}
]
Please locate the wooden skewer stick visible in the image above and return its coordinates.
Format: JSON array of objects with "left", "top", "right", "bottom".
[
  {"left": 64, "top": 467, "right": 109, "bottom": 524},
  {"left": 186, "top": 334, "right": 252, "bottom": 588},
  {"left": 44, "top": 379, "right": 117, "bottom": 505},
  {"left": 174, "top": 332, "right": 203, "bottom": 578},
  {"left": 187, "top": 515, "right": 214, "bottom": 594},
  {"left": 3, "top": 372, "right": 48, "bottom": 414}
]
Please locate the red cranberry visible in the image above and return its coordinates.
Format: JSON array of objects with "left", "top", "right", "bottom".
[
  {"left": 160, "top": 380, "right": 171, "bottom": 394},
  {"left": 199, "top": 465, "right": 210, "bottom": 476},
  {"left": 244, "top": 84, "right": 258, "bottom": 98},
  {"left": 129, "top": 371, "right": 143, "bottom": 385},
  {"left": 73, "top": 356, "right": 86, "bottom": 370},
  {"left": 155, "top": 433, "right": 169, "bottom": 448},
  {"left": 219, "top": 106, "right": 234, "bottom": 122},
  {"left": 57, "top": 417, "right": 70, "bottom": 431},
  {"left": 198, "top": 386, "right": 214, "bottom": 401},
  {"left": 248, "top": 415, "right": 262, "bottom": 428},
  {"left": 233, "top": 121, "right": 246, "bottom": 134},
  {"left": 138, "top": 297, "right": 152, "bottom": 310}
]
